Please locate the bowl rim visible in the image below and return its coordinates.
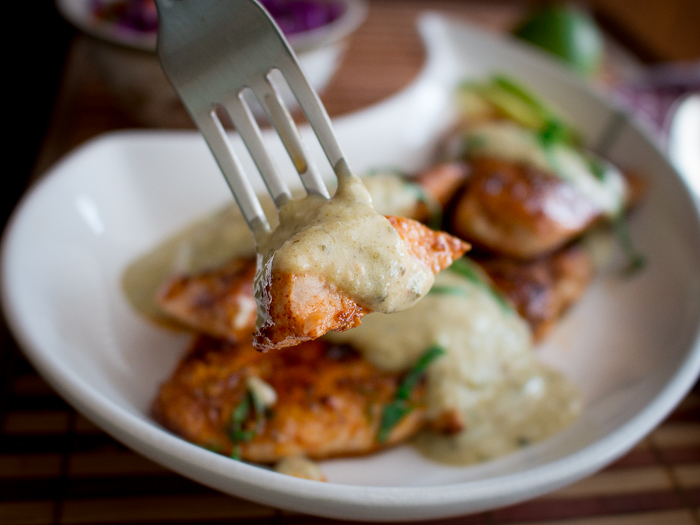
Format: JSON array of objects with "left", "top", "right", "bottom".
[
  {"left": 284, "top": 0, "right": 369, "bottom": 53},
  {"left": 55, "top": 0, "right": 368, "bottom": 54}
]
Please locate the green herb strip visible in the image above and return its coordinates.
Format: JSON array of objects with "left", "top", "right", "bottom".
[
  {"left": 448, "top": 258, "right": 512, "bottom": 312},
  {"left": 377, "top": 345, "right": 446, "bottom": 443},
  {"left": 364, "top": 167, "right": 409, "bottom": 178},
  {"left": 448, "top": 257, "right": 483, "bottom": 283},
  {"left": 228, "top": 387, "right": 268, "bottom": 461},
  {"left": 405, "top": 182, "right": 443, "bottom": 230},
  {"left": 462, "top": 74, "right": 578, "bottom": 147},
  {"left": 427, "top": 284, "right": 469, "bottom": 297},
  {"left": 613, "top": 214, "right": 646, "bottom": 275},
  {"left": 462, "top": 74, "right": 589, "bottom": 182},
  {"left": 538, "top": 119, "right": 572, "bottom": 148},
  {"left": 493, "top": 74, "right": 579, "bottom": 146},
  {"left": 492, "top": 75, "right": 549, "bottom": 114},
  {"left": 585, "top": 153, "right": 608, "bottom": 181}
]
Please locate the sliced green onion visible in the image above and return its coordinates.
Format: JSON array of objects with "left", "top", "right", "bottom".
[
  {"left": 227, "top": 385, "right": 270, "bottom": 460},
  {"left": 459, "top": 74, "right": 578, "bottom": 147},
  {"left": 538, "top": 119, "right": 573, "bottom": 148},
  {"left": 377, "top": 345, "right": 445, "bottom": 442},
  {"left": 363, "top": 167, "right": 409, "bottom": 178},
  {"left": 613, "top": 214, "right": 646, "bottom": 275},
  {"left": 376, "top": 402, "right": 412, "bottom": 444},
  {"left": 405, "top": 182, "right": 443, "bottom": 230},
  {"left": 585, "top": 152, "right": 608, "bottom": 181},
  {"left": 448, "top": 258, "right": 512, "bottom": 312},
  {"left": 492, "top": 75, "right": 549, "bottom": 113},
  {"left": 427, "top": 284, "right": 469, "bottom": 297},
  {"left": 396, "top": 345, "right": 445, "bottom": 400}
]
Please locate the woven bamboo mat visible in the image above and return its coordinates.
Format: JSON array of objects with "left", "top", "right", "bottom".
[{"left": 1, "top": 333, "right": 698, "bottom": 524}]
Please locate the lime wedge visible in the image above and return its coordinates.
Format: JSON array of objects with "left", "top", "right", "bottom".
[{"left": 513, "top": 5, "right": 604, "bottom": 77}]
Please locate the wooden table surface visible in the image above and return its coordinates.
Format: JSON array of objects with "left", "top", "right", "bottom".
[{"left": 3, "top": 1, "right": 699, "bottom": 524}]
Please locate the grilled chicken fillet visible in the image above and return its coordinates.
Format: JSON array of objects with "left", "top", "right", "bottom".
[
  {"left": 451, "top": 158, "right": 614, "bottom": 259},
  {"left": 153, "top": 336, "right": 427, "bottom": 462},
  {"left": 479, "top": 243, "right": 594, "bottom": 341}
]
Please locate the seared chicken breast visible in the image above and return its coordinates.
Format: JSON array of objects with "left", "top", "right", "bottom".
[
  {"left": 450, "top": 158, "right": 605, "bottom": 259},
  {"left": 153, "top": 336, "right": 427, "bottom": 462},
  {"left": 478, "top": 243, "right": 594, "bottom": 341},
  {"left": 157, "top": 258, "right": 257, "bottom": 342}
]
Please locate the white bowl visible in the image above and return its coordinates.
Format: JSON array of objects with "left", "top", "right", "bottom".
[{"left": 4, "top": 12, "right": 700, "bottom": 522}]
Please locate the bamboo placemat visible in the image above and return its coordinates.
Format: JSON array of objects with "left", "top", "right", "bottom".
[
  {"left": 4, "top": 1, "right": 700, "bottom": 523},
  {"left": 1, "top": 336, "right": 698, "bottom": 524}
]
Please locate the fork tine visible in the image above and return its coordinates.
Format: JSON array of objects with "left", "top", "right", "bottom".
[
  {"left": 155, "top": 0, "right": 352, "bottom": 237},
  {"left": 255, "top": 74, "right": 330, "bottom": 199},
  {"left": 276, "top": 54, "right": 348, "bottom": 175},
  {"left": 193, "top": 109, "right": 270, "bottom": 238},
  {"left": 223, "top": 92, "right": 293, "bottom": 208}
]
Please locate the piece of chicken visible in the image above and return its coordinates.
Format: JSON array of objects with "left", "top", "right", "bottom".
[
  {"left": 157, "top": 217, "right": 469, "bottom": 350},
  {"left": 153, "top": 335, "right": 427, "bottom": 462},
  {"left": 478, "top": 243, "right": 594, "bottom": 341},
  {"left": 450, "top": 158, "right": 608, "bottom": 259},
  {"left": 156, "top": 258, "right": 257, "bottom": 343},
  {"left": 254, "top": 216, "right": 470, "bottom": 351},
  {"left": 411, "top": 161, "right": 470, "bottom": 223}
]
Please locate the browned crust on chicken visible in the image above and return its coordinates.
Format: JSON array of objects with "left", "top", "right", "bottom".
[
  {"left": 386, "top": 216, "right": 471, "bottom": 274},
  {"left": 478, "top": 243, "right": 594, "bottom": 341},
  {"left": 253, "top": 273, "right": 369, "bottom": 352},
  {"left": 156, "top": 258, "right": 257, "bottom": 342},
  {"left": 412, "top": 161, "right": 471, "bottom": 222},
  {"left": 623, "top": 170, "right": 647, "bottom": 210},
  {"left": 427, "top": 408, "right": 466, "bottom": 434},
  {"left": 153, "top": 336, "right": 426, "bottom": 462},
  {"left": 254, "top": 216, "right": 470, "bottom": 352},
  {"left": 450, "top": 158, "right": 602, "bottom": 260}
]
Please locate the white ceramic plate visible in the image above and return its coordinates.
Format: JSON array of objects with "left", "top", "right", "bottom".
[{"left": 4, "top": 13, "right": 700, "bottom": 521}]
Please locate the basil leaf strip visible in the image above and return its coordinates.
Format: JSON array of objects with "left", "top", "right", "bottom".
[
  {"left": 613, "top": 214, "right": 646, "bottom": 275},
  {"left": 448, "top": 258, "right": 512, "bottom": 312},
  {"left": 377, "top": 345, "right": 445, "bottom": 442},
  {"left": 228, "top": 387, "right": 268, "bottom": 460},
  {"left": 427, "top": 284, "right": 469, "bottom": 297},
  {"left": 405, "top": 182, "right": 443, "bottom": 230}
]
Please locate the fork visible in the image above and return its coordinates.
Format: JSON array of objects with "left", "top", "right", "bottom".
[{"left": 154, "top": 0, "right": 351, "bottom": 239}]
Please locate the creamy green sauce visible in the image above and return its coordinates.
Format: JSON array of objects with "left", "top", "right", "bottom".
[
  {"left": 123, "top": 173, "right": 580, "bottom": 466},
  {"left": 464, "top": 121, "right": 627, "bottom": 217},
  {"left": 361, "top": 172, "right": 421, "bottom": 217},
  {"left": 326, "top": 268, "right": 581, "bottom": 465},
  {"left": 121, "top": 203, "right": 259, "bottom": 324},
  {"left": 413, "top": 364, "right": 580, "bottom": 465},
  {"left": 255, "top": 168, "right": 434, "bottom": 328}
]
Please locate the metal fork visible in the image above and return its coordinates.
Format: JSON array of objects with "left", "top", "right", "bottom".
[{"left": 154, "top": 0, "right": 351, "bottom": 239}]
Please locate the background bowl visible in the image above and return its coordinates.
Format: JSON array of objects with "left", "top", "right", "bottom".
[{"left": 55, "top": 0, "right": 368, "bottom": 126}]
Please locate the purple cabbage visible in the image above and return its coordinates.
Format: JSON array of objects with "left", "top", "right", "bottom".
[
  {"left": 91, "top": 0, "right": 345, "bottom": 36},
  {"left": 91, "top": 0, "right": 159, "bottom": 32},
  {"left": 259, "top": 0, "right": 345, "bottom": 35}
]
